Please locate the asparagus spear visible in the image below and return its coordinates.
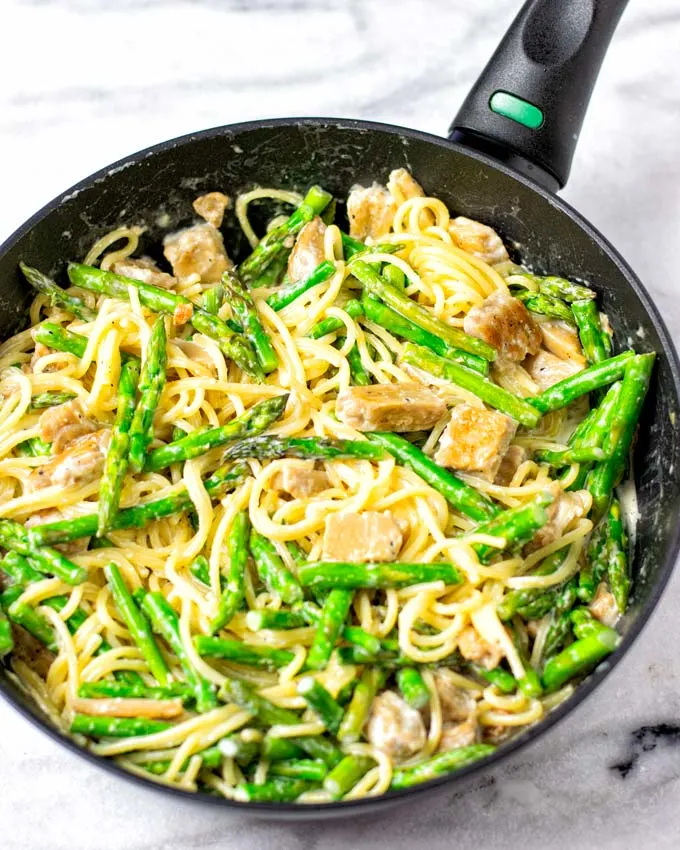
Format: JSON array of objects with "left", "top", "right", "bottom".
[
  {"left": 351, "top": 260, "right": 496, "bottom": 361},
  {"left": 305, "top": 589, "right": 353, "bottom": 670},
  {"left": 537, "top": 276, "right": 596, "bottom": 303},
  {"left": 210, "top": 510, "right": 250, "bottom": 633},
  {"left": 250, "top": 251, "right": 289, "bottom": 288},
  {"left": 396, "top": 667, "right": 430, "bottom": 709},
  {"left": 140, "top": 591, "right": 217, "bottom": 712},
  {"left": 238, "top": 185, "right": 332, "bottom": 283},
  {"left": 295, "top": 600, "right": 381, "bottom": 655},
  {"left": 469, "top": 491, "right": 554, "bottom": 563},
  {"left": 3, "top": 593, "right": 56, "bottom": 650},
  {"left": 339, "top": 232, "right": 404, "bottom": 260},
  {"left": 98, "top": 359, "right": 141, "bottom": 535},
  {"left": 307, "top": 300, "right": 364, "bottom": 339},
  {"left": 265, "top": 261, "right": 336, "bottom": 312},
  {"left": 260, "top": 736, "right": 305, "bottom": 762},
  {"left": 201, "top": 283, "right": 225, "bottom": 315},
  {"left": 606, "top": 498, "right": 629, "bottom": 612},
  {"left": 189, "top": 555, "right": 214, "bottom": 588},
  {"left": 141, "top": 745, "right": 223, "bottom": 775},
  {"left": 71, "top": 714, "right": 172, "bottom": 738},
  {"left": 218, "top": 733, "right": 261, "bottom": 765},
  {"left": 563, "top": 382, "right": 621, "bottom": 491},
  {"left": 298, "top": 561, "right": 460, "bottom": 591},
  {"left": 194, "top": 635, "right": 294, "bottom": 669},
  {"left": 233, "top": 777, "right": 314, "bottom": 803},
  {"left": 541, "top": 577, "right": 579, "bottom": 659},
  {"left": 323, "top": 755, "right": 374, "bottom": 799},
  {"left": 144, "top": 394, "right": 288, "bottom": 471},
  {"left": 104, "top": 563, "right": 170, "bottom": 686},
  {"left": 514, "top": 291, "right": 574, "bottom": 324},
  {"left": 542, "top": 623, "right": 619, "bottom": 691},
  {"left": 0, "top": 519, "right": 87, "bottom": 585},
  {"left": 269, "top": 759, "right": 328, "bottom": 782},
  {"left": 0, "top": 552, "right": 42, "bottom": 586},
  {"left": 337, "top": 667, "right": 384, "bottom": 742},
  {"left": 535, "top": 446, "right": 606, "bottom": 467},
  {"left": 249, "top": 530, "right": 303, "bottom": 604},
  {"left": 0, "top": 611, "right": 13, "bottom": 657},
  {"left": 223, "top": 270, "right": 278, "bottom": 373},
  {"left": 297, "top": 676, "right": 344, "bottom": 734},
  {"left": 366, "top": 431, "right": 499, "bottom": 521},
  {"left": 390, "top": 745, "right": 496, "bottom": 789},
  {"left": 67, "top": 263, "right": 262, "bottom": 379},
  {"left": 245, "top": 609, "right": 307, "bottom": 630},
  {"left": 77, "top": 681, "right": 192, "bottom": 701},
  {"left": 466, "top": 662, "right": 517, "bottom": 694},
  {"left": 345, "top": 342, "right": 371, "bottom": 386},
  {"left": 128, "top": 316, "right": 167, "bottom": 473},
  {"left": 572, "top": 299, "right": 609, "bottom": 365},
  {"left": 16, "top": 437, "right": 52, "bottom": 457},
  {"left": 29, "top": 391, "right": 77, "bottom": 410},
  {"left": 20, "top": 262, "right": 96, "bottom": 321},
  {"left": 221, "top": 435, "right": 384, "bottom": 464},
  {"left": 496, "top": 550, "right": 568, "bottom": 621},
  {"left": 362, "top": 295, "right": 489, "bottom": 375},
  {"left": 578, "top": 517, "right": 610, "bottom": 603},
  {"left": 28, "top": 462, "right": 250, "bottom": 546}
]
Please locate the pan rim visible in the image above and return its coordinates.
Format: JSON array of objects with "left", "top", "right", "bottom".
[{"left": 1, "top": 115, "right": 679, "bottom": 816}]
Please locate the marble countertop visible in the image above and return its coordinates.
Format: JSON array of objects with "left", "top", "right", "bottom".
[{"left": 1, "top": 1, "right": 680, "bottom": 848}]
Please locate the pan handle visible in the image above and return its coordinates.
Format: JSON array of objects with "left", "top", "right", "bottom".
[{"left": 448, "top": 0, "right": 629, "bottom": 192}]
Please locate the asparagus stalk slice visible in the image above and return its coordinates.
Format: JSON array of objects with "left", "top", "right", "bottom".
[
  {"left": 337, "top": 667, "right": 384, "bottom": 742},
  {"left": 514, "top": 291, "right": 574, "bottom": 324},
  {"left": 260, "top": 736, "right": 305, "bottom": 762},
  {"left": 572, "top": 299, "right": 609, "bottom": 364},
  {"left": 0, "top": 552, "right": 42, "bottom": 586},
  {"left": 77, "top": 681, "right": 192, "bottom": 701},
  {"left": 297, "top": 676, "right": 344, "bottom": 734},
  {"left": 528, "top": 351, "right": 635, "bottom": 415},
  {"left": 98, "top": 358, "right": 141, "bottom": 535},
  {"left": 128, "top": 316, "right": 167, "bottom": 473},
  {"left": 362, "top": 294, "right": 489, "bottom": 375},
  {"left": 396, "top": 667, "right": 430, "bottom": 709},
  {"left": 223, "top": 270, "right": 278, "bottom": 373},
  {"left": 578, "top": 518, "right": 610, "bottom": 603},
  {"left": 295, "top": 600, "right": 381, "bottom": 655},
  {"left": 366, "top": 431, "right": 499, "bottom": 521},
  {"left": 383, "top": 264, "right": 406, "bottom": 289},
  {"left": 104, "top": 563, "right": 170, "bottom": 686},
  {"left": 390, "top": 745, "right": 496, "bottom": 789},
  {"left": 570, "top": 608, "right": 599, "bottom": 638},
  {"left": 542, "top": 577, "right": 580, "bottom": 659},
  {"left": 0, "top": 519, "right": 87, "bottom": 585},
  {"left": 564, "top": 382, "right": 621, "bottom": 491},
  {"left": 534, "top": 446, "right": 606, "bottom": 466},
  {"left": 298, "top": 561, "right": 460, "bottom": 591},
  {"left": 305, "top": 589, "right": 353, "bottom": 670},
  {"left": 339, "top": 232, "right": 404, "bottom": 260},
  {"left": 141, "top": 745, "right": 223, "bottom": 775},
  {"left": 28, "top": 462, "right": 250, "bottom": 546},
  {"left": 606, "top": 498, "right": 629, "bottom": 612},
  {"left": 245, "top": 609, "right": 307, "bottom": 630},
  {"left": 29, "top": 391, "right": 77, "bottom": 410},
  {"left": 269, "top": 759, "right": 328, "bottom": 782},
  {"left": 238, "top": 185, "right": 332, "bottom": 284},
  {"left": 194, "top": 635, "right": 294, "bottom": 669},
  {"left": 345, "top": 342, "right": 371, "bottom": 386},
  {"left": 265, "top": 261, "right": 337, "bottom": 312},
  {"left": 140, "top": 591, "right": 217, "bottom": 713},
  {"left": 3, "top": 594, "right": 56, "bottom": 650},
  {"left": 67, "top": 263, "right": 262, "bottom": 380},
  {"left": 401, "top": 342, "right": 541, "bottom": 427},
  {"left": 466, "top": 662, "right": 517, "bottom": 694},
  {"left": 307, "top": 300, "right": 364, "bottom": 339},
  {"left": 249, "top": 530, "right": 303, "bottom": 604},
  {"left": 335, "top": 645, "right": 412, "bottom": 668},
  {"left": 16, "top": 437, "right": 52, "bottom": 457},
  {"left": 0, "top": 611, "right": 13, "bottom": 657},
  {"left": 210, "top": 510, "right": 250, "bottom": 633},
  {"left": 189, "top": 555, "right": 214, "bottom": 587},
  {"left": 222, "top": 435, "right": 384, "bottom": 464},
  {"left": 201, "top": 283, "right": 225, "bottom": 315},
  {"left": 496, "top": 550, "right": 568, "bottom": 621},
  {"left": 542, "top": 623, "right": 619, "bottom": 691},
  {"left": 250, "top": 251, "right": 289, "bottom": 289},
  {"left": 587, "top": 353, "right": 655, "bottom": 518},
  {"left": 20, "top": 262, "right": 96, "bottom": 321},
  {"left": 71, "top": 714, "right": 172, "bottom": 738},
  {"left": 323, "top": 755, "right": 374, "bottom": 799},
  {"left": 234, "top": 777, "right": 314, "bottom": 803},
  {"left": 218, "top": 733, "right": 261, "bottom": 765},
  {"left": 351, "top": 260, "right": 496, "bottom": 361},
  {"left": 537, "top": 276, "right": 596, "bottom": 303},
  {"left": 467, "top": 490, "right": 554, "bottom": 563}
]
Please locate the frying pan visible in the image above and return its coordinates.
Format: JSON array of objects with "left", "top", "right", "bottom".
[{"left": 1, "top": 0, "right": 679, "bottom": 820}]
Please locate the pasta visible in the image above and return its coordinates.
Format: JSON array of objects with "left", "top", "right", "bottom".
[{"left": 0, "top": 170, "right": 652, "bottom": 804}]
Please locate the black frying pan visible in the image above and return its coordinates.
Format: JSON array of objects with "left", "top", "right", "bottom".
[{"left": 1, "top": 0, "right": 679, "bottom": 820}]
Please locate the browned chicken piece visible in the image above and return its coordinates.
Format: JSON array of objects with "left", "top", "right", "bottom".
[
  {"left": 526, "top": 483, "right": 590, "bottom": 552},
  {"left": 494, "top": 445, "right": 529, "bottom": 486},
  {"left": 112, "top": 257, "right": 176, "bottom": 290},
  {"left": 434, "top": 404, "right": 518, "bottom": 481},
  {"left": 347, "top": 183, "right": 397, "bottom": 242},
  {"left": 366, "top": 690, "right": 427, "bottom": 761},
  {"left": 287, "top": 217, "right": 327, "bottom": 283},
  {"left": 28, "top": 430, "right": 110, "bottom": 492},
  {"left": 163, "top": 223, "right": 232, "bottom": 283},
  {"left": 25, "top": 508, "right": 90, "bottom": 555},
  {"left": 438, "top": 718, "right": 480, "bottom": 752},
  {"left": 192, "top": 191, "right": 230, "bottom": 229},
  {"left": 275, "top": 461, "right": 329, "bottom": 499},
  {"left": 449, "top": 216, "right": 509, "bottom": 266},
  {"left": 387, "top": 168, "right": 425, "bottom": 204},
  {"left": 10, "top": 624, "right": 55, "bottom": 678},
  {"left": 525, "top": 349, "right": 583, "bottom": 391},
  {"left": 336, "top": 383, "right": 446, "bottom": 433},
  {"left": 433, "top": 670, "right": 477, "bottom": 724},
  {"left": 457, "top": 625, "right": 504, "bottom": 671},
  {"left": 463, "top": 290, "right": 541, "bottom": 362},
  {"left": 589, "top": 582, "right": 620, "bottom": 627},
  {"left": 539, "top": 321, "right": 587, "bottom": 368},
  {"left": 39, "top": 399, "right": 96, "bottom": 454},
  {"left": 322, "top": 511, "right": 403, "bottom": 562}
]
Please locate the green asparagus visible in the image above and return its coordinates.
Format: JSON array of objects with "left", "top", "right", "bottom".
[
  {"left": 391, "top": 745, "right": 496, "bottom": 789},
  {"left": 194, "top": 635, "right": 294, "bottom": 669},
  {"left": 30, "top": 391, "right": 77, "bottom": 410},
  {"left": 337, "top": 667, "right": 384, "bottom": 742},
  {"left": 233, "top": 777, "right": 314, "bottom": 803},
  {"left": 0, "top": 519, "right": 87, "bottom": 585},
  {"left": 305, "top": 589, "right": 353, "bottom": 670},
  {"left": 128, "top": 316, "right": 167, "bottom": 472},
  {"left": 223, "top": 270, "right": 278, "bottom": 373},
  {"left": 298, "top": 561, "right": 460, "bottom": 591},
  {"left": 542, "top": 624, "right": 619, "bottom": 691},
  {"left": 265, "top": 261, "right": 337, "bottom": 312},
  {"left": 245, "top": 609, "right": 307, "bottom": 630},
  {"left": 396, "top": 667, "right": 430, "bottom": 709},
  {"left": 572, "top": 299, "right": 609, "bottom": 365},
  {"left": 71, "top": 714, "right": 172, "bottom": 738},
  {"left": 467, "top": 490, "right": 554, "bottom": 563},
  {"left": 297, "top": 676, "right": 344, "bottom": 734},
  {"left": 515, "top": 291, "right": 574, "bottom": 324},
  {"left": 20, "top": 262, "right": 96, "bottom": 321},
  {"left": 222, "top": 434, "right": 384, "bottom": 464},
  {"left": 249, "top": 530, "right": 303, "bottom": 604},
  {"left": 307, "top": 299, "right": 364, "bottom": 339},
  {"left": 324, "top": 755, "right": 374, "bottom": 799},
  {"left": 606, "top": 498, "right": 629, "bottom": 612},
  {"left": 269, "top": 758, "right": 328, "bottom": 781},
  {"left": 210, "top": 510, "right": 250, "bottom": 632}
]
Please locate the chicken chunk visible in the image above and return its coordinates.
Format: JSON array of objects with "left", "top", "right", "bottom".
[
  {"left": 525, "top": 349, "right": 583, "bottom": 391},
  {"left": 434, "top": 404, "right": 518, "bottom": 481},
  {"left": 322, "top": 511, "right": 403, "bottom": 562},
  {"left": 589, "top": 583, "right": 620, "bottom": 627},
  {"left": 276, "top": 461, "right": 329, "bottom": 499},
  {"left": 463, "top": 290, "right": 541, "bottom": 362},
  {"left": 28, "top": 430, "right": 110, "bottom": 492},
  {"left": 387, "top": 168, "right": 425, "bottom": 204},
  {"left": 39, "top": 399, "right": 96, "bottom": 454},
  {"left": 540, "top": 321, "right": 587, "bottom": 368},
  {"left": 287, "top": 217, "right": 327, "bottom": 283},
  {"left": 347, "top": 183, "right": 397, "bottom": 242},
  {"left": 494, "top": 445, "right": 528, "bottom": 486},
  {"left": 192, "top": 191, "right": 230, "bottom": 229},
  {"left": 482, "top": 723, "right": 513, "bottom": 746},
  {"left": 449, "top": 216, "right": 509, "bottom": 266},
  {"left": 112, "top": 257, "right": 176, "bottom": 290},
  {"left": 336, "top": 383, "right": 446, "bottom": 433},
  {"left": 433, "top": 670, "right": 477, "bottom": 724},
  {"left": 163, "top": 223, "right": 232, "bottom": 283},
  {"left": 457, "top": 625, "right": 504, "bottom": 671},
  {"left": 366, "top": 690, "right": 427, "bottom": 762},
  {"left": 438, "top": 718, "right": 480, "bottom": 752},
  {"left": 10, "top": 624, "right": 55, "bottom": 678},
  {"left": 526, "top": 483, "right": 590, "bottom": 552}
]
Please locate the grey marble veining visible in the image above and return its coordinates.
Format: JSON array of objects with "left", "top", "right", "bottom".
[{"left": 1, "top": 1, "right": 680, "bottom": 848}]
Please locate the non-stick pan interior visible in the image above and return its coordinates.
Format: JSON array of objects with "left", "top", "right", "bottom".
[{"left": 1, "top": 119, "right": 679, "bottom": 815}]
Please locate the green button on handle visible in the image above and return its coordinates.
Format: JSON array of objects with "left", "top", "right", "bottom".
[{"left": 489, "top": 91, "right": 544, "bottom": 129}]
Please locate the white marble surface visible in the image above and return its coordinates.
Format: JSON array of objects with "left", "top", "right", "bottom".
[{"left": 2, "top": 1, "right": 680, "bottom": 848}]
